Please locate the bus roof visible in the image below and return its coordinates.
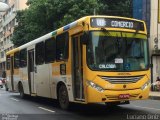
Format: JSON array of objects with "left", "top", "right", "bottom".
[{"left": 6, "top": 15, "right": 146, "bottom": 55}]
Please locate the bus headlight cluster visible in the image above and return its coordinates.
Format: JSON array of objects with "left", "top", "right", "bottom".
[
  {"left": 87, "top": 80, "right": 104, "bottom": 92},
  {"left": 141, "top": 81, "right": 150, "bottom": 90}
]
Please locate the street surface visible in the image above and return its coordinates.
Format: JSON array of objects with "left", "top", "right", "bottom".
[{"left": 0, "top": 87, "right": 160, "bottom": 120}]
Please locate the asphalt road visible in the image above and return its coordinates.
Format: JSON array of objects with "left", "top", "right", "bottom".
[{"left": 0, "top": 87, "right": 160, "bottom": 120}]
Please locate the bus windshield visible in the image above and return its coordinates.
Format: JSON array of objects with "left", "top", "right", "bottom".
[{"left": 87, "top": 31, "right": 149, "bottom": 71}]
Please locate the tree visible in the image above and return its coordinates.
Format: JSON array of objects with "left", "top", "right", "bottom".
[
  {"left": 11, "top": 10, "right": 28, "bottom": 47},
  {"left": 99, "top": 0, "right": 132, "bottom": 17},
  {"left": 11, "top": 0, "right": 132, "bottom": 47},
  {"left": 11, "top": 0, "right": 102, "bottom": 46}
]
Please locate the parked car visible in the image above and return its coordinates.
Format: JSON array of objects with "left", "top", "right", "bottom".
[
  {"left": 0, "top": 80, "right": 3, "bottom": 88},
  {"left": 0, "top": 77, "right": 5, "bottom": 88},
  {"left": 1, "top": 71, "right": 8, "bottom": 91}
]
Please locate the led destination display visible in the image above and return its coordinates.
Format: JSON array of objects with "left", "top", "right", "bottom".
[{"left": 91, "top": 18, "right": 145, "bottom": 31}]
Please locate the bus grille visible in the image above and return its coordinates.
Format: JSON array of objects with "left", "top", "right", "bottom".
[{"left": 100, "top": 76, "right": 144, "bottom": 84}]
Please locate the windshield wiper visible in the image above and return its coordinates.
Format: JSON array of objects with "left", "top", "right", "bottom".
[{"left": 101, "top": 27, "right": 111, "bottom": 36}]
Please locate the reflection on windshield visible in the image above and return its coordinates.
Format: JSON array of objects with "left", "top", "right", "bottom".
[{"left": 87, "top": 31, "right": 149, "bottom": 71}]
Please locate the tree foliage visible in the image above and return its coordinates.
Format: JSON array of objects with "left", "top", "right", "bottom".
[
  {"left": 100, "top": 0, "right": 132, "bottom": 17},
  {"left": 11, "top": 0, "right": 132, "bottom": 47}
]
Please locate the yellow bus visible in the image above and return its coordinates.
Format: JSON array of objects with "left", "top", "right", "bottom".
[{"left": 6, "top": 16, "right": 150, "bottom": 109}]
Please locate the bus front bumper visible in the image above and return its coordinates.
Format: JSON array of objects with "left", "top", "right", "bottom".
[{"left": 86, "top": 85, "right": 150, "bottom": 103}]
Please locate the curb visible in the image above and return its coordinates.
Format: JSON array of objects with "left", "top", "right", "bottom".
[{"left": 149, "top": 96, "right": 160, "bottom": 100}]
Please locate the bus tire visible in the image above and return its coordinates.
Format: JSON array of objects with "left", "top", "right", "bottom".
[
  {"left": 19, "top": 83, "right": 25, "bottom": 99},
  {"left": 58, "top": 84, "right": 69, "bottom": 110}
]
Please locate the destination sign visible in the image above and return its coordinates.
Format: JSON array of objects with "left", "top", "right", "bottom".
[{"left": 91, "top": 18, "right": 144, "bottom": 31}]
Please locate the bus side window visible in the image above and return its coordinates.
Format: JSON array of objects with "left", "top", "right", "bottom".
[
  {"left": 56, "top": 32, "right": 69, "bottom": 61},
  {"left": 6, "top": 55, "right": 11, "bottom": 70},
  {"left": 45, "top": 38, "right": 56, "bottom": 63},
  {"left": 14, "top": 51, "right": 20, "bottom": 69},
  {"left": 35, "top": 42, "right": 45, "bottom": 65},
  {"left": 20, "top": 49, "right": 27, "bottom": 68}
]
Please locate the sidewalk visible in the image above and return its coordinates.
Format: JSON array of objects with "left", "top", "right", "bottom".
[{"left": 149, "top": 91, "right": 160, "bottom": 100}]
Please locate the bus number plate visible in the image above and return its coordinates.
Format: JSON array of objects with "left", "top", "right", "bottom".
[{"left": 118, "top": 94, "right": 130, "bottom": 99}]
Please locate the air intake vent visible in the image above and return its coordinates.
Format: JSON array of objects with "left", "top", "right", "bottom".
[{"left": 100, "top": 76, "right": 144, "bottom": 84}]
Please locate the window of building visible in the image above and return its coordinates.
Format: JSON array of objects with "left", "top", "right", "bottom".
[
  {"left": 20, "top": 49, "right": 27, "bottom": 68},
  {"left": 1, "top": 51, "right": 4, "bottom": 58},
  {"left": 56, "top": 32, "right": 69, "bottom": 61},
  {"left": 36, "top": 42, "right": 45, "bottom": 65},
  {"left": 45, "top": 38, "right": 56, "bottom": 63},
  {"left": 14, "top": 51, "right": 20, "bottom": 69}
]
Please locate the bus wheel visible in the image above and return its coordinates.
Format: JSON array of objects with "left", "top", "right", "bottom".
[
  {"left": 58, "top": 84, "right": 69, "bottom": 110},
  {"left": 19, "top": 83, "right": 25, "bottom": 99}
]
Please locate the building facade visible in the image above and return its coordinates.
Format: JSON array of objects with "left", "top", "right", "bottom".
[
  {"left": 133, "top": 0, "right": 151, "bottom": 36},
  {"left": 132, "top": 0, "right": 159, "bottom": 85},
  {"left": 0, "top": 0, "right": 27, "bottom": 76},
  {"left": 150, "top": 0, "right": 160, "bottom": 84}
]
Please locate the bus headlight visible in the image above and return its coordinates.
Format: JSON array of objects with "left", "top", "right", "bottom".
[
  {"left": 141, "top": 81, "right": 150, "bottom": 90},
  {"left": 87, "top": 80, "right": 104, "bottom": 92}
]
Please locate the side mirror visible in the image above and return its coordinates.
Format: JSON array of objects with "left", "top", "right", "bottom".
[
  {"left": 150, "top": 63, "right": 153, "bottom": 68},
  {"left": 81, "top": 32, "right": 89, "bottom": 45}
]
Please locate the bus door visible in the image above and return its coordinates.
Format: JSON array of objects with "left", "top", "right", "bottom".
[
  {"left": 10, "top": 56, "right": 14, "bottom": 91},
  {"left": 72, "top": 34, "right": 84, "bottom": 101},
  {"left": 28, "top": 49, "right": 35, "bottom": 94}
]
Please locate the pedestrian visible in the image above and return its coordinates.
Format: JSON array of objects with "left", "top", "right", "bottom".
[
  {"left": 2, "top": 71, "right": 6, "bottom": 78},
  {"left": 156, "top": 76, "right": 160, "bottom": 91},
  {"left": 156, "top": 76, "right": 160, "bottom": 81}
]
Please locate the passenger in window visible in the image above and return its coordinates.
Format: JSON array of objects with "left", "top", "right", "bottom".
[{"left": 130, "top": 40, "right": 141, "bottom": 57}]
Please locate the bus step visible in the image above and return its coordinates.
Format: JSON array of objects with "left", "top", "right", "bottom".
[
  {"left": 75, "top": 98, "right": 85, "bottom": 102},
  {"left": 31, "top": 93, "right": 37, "bottom": 96}
]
